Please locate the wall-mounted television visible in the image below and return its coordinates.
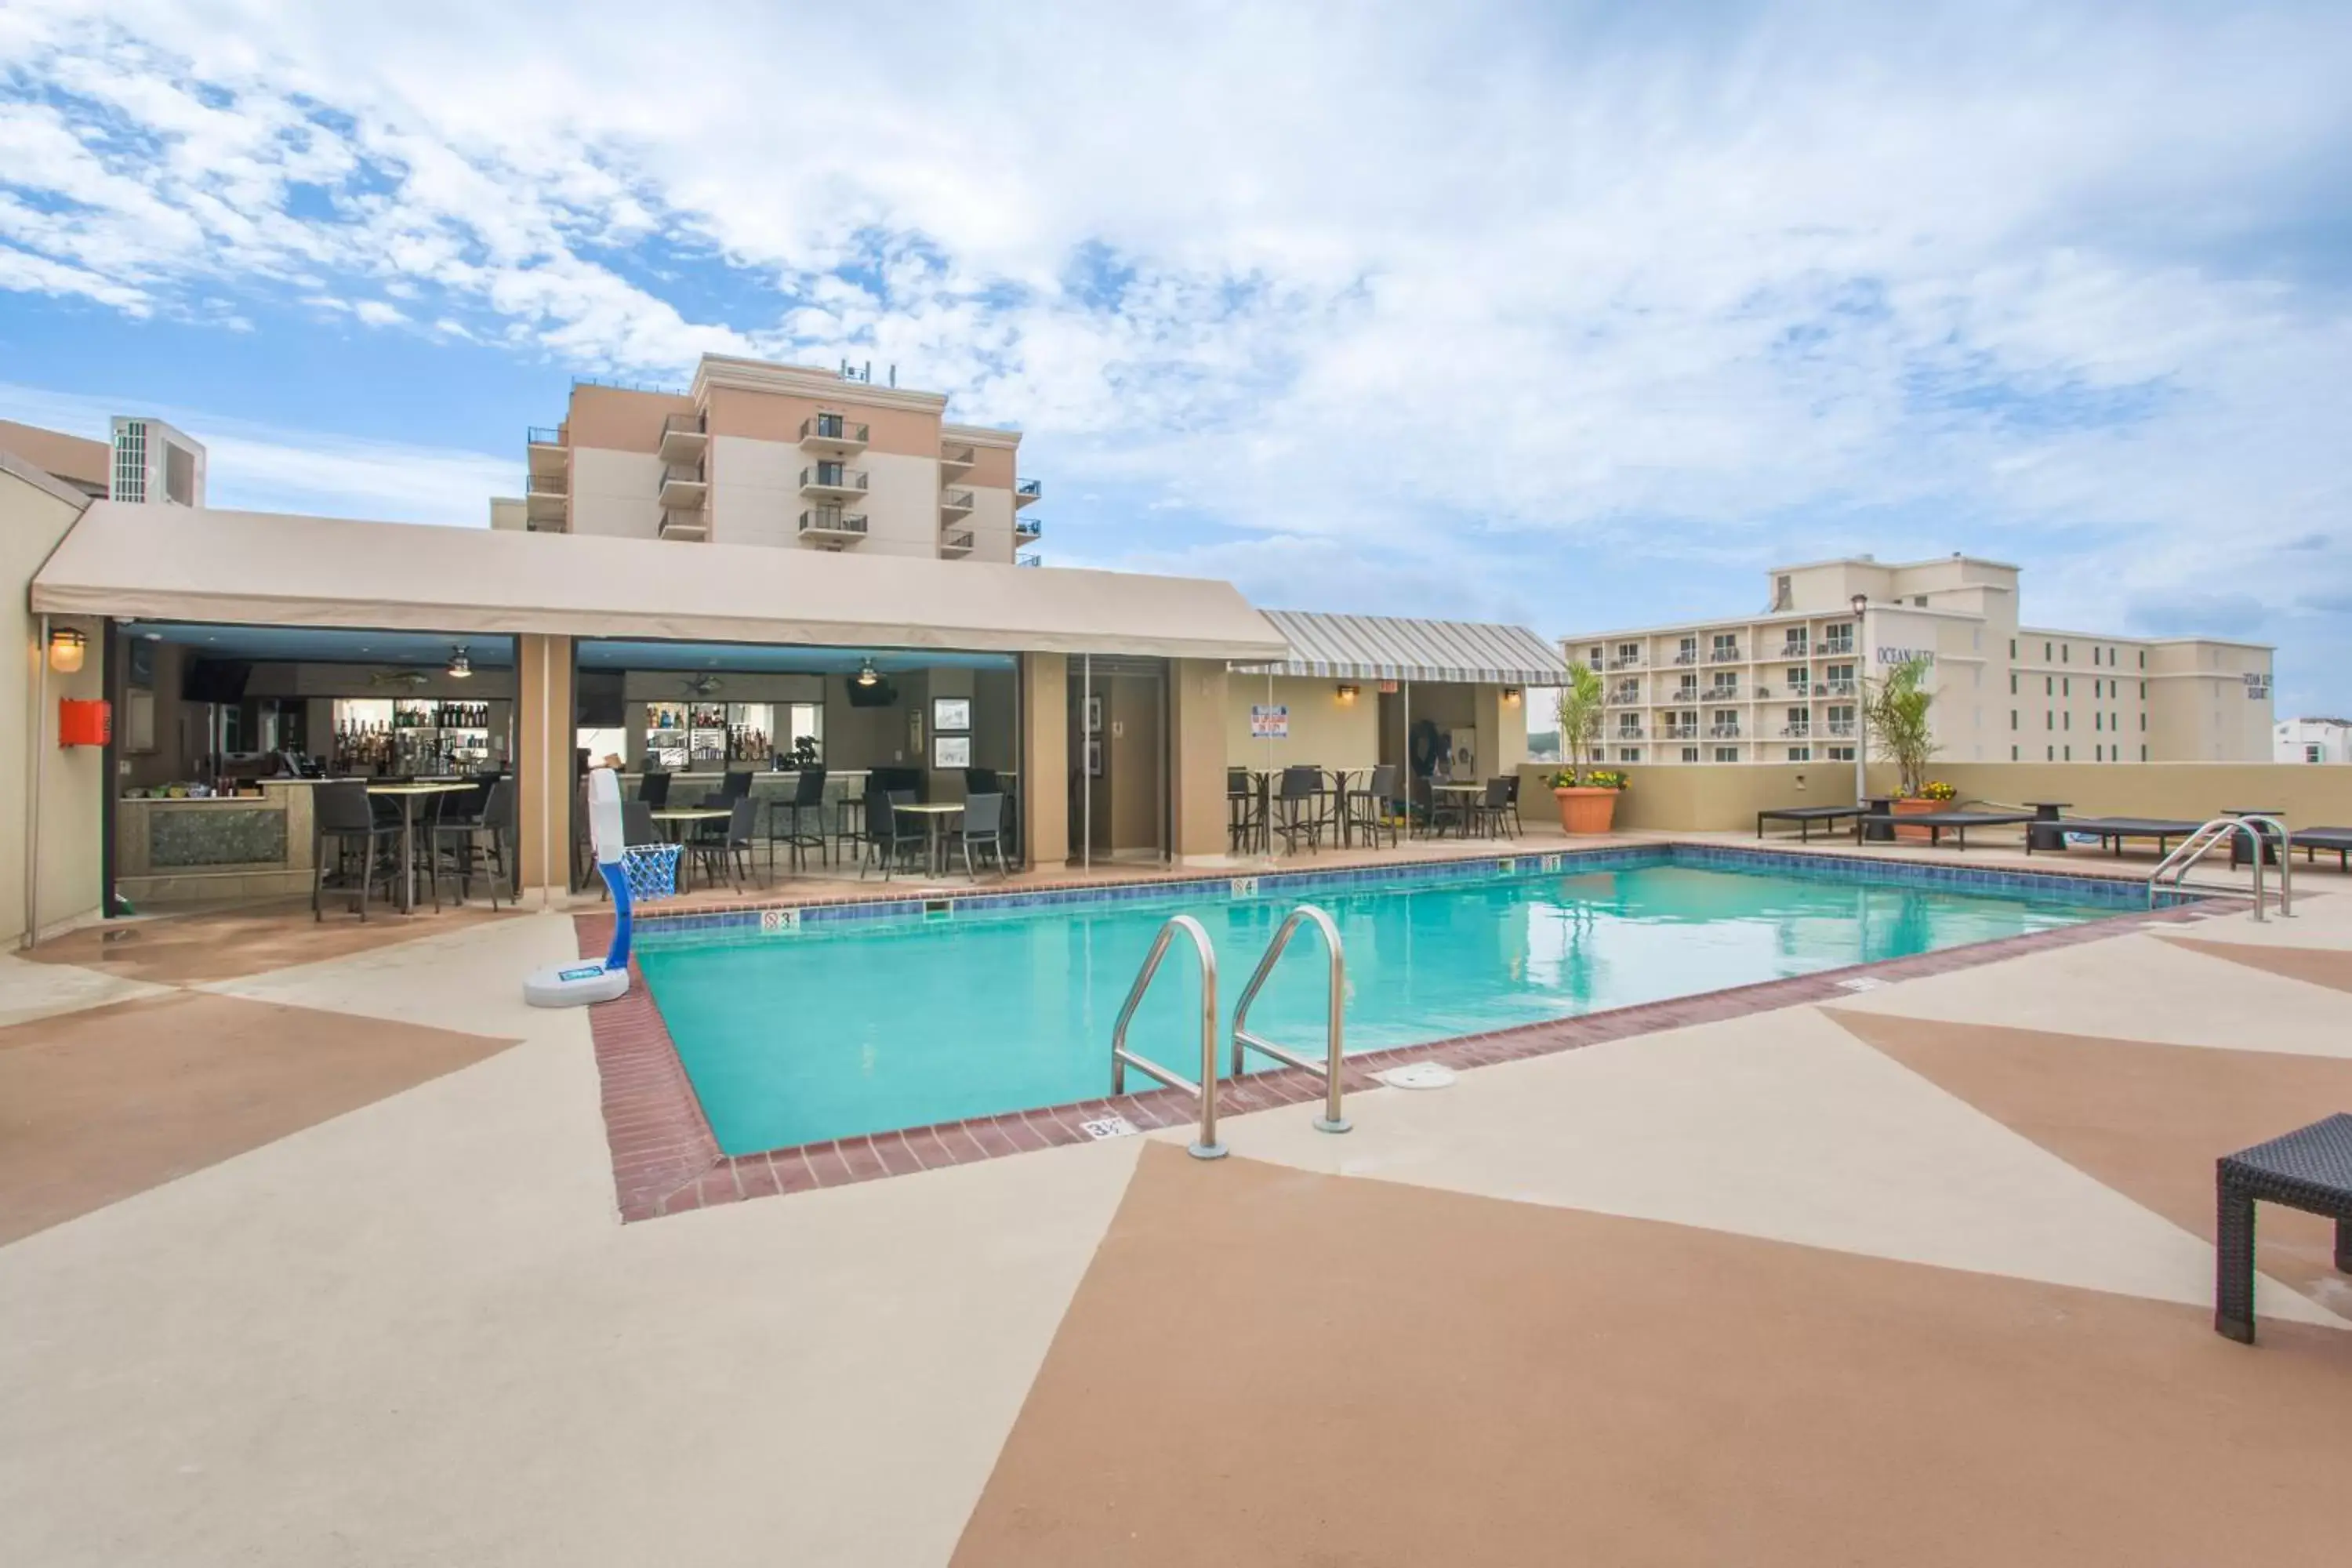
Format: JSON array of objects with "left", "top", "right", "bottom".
[
  {"left": 182, "top": 659, "right": 252, "bottom": 704},
  {"left": 844, "top": 675, "right": 898, "bottom": 709}
]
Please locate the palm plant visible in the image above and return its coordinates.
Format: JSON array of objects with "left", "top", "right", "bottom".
[
  {"left": 1555, "top": 663, "right": 1606, "bottom": 784},
  {"left": 1864, "top": 655, "right": 1938, "bottom": 798}
]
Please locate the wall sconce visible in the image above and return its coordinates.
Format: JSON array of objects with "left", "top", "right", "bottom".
[
  {"left": 1501, "top": 686, "right": 1522, "bottom": 706},
  {"left": 48, "top": 626, "right": 86, "bottom": 674},
  {"left": 1334, "top": 683, "right": 1359, "bottom": 704}
]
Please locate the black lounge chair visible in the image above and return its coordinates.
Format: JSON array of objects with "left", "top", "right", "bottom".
[
  {"left": 1857, "top": 809, "right": 2034, "bottom": 850},
  {"left": 2034, "top": 816, "right": 2202, "bottom": 857},
  {"left": 1755, "top": 805, "right": 1864, "bottom": 842},
  {"left": 2290, "top": 825, "right": 2352, "bottom": 870}
]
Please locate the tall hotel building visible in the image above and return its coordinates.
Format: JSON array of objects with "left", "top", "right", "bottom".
[
  {"left": 505, "top": 355, "right": 1041, "bottom": 564},
  {"left": 1561, "top": 554, "right": 2274, "bottom": 767}
]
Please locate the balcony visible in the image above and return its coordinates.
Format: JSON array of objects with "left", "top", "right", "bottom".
[
  {"left": 1614, "top": 726, "right": 1644, "bottom": 741},
  {"left": 526, "top": 426, "right": 566, "bottom": 479},
  {"left": 1819, "top": 637, "right": 1854, "bottom": 657},
  {"left": 1826, "top": 720, "right": 1857, "bottom": 737},
  {"left": 1708, "top": 686, "right": 1739, "bottom": 702},
  {"left": 1606, "top": 655, "right": 1644, "bottom": 670},
  {"left": 800, "top": 414, "right": 869, "bottom": 454},
  {"left": 658, "top": 412, "right": 706, "bottom": 466},
  {"left": 1014, "top": 477, "right": 1042, "bottom": 509},
  {"left": 940, "top": 441, "right": 976, "bottom": 476},
  {"left": 938, "top": 530, "right": 975, "bottom": 558},
  {"left": 1661, "top": 724, "right": 1697, "bottom": 739},
  {"left": 1607, "top": 688, "right": 1639, "bottom": 706},
  {"left": 1017, "top": 551, "right": 1043, "bottom": 568},
  {"left": 1822, "top": 679, "right": 1858, "bottom": 697},
  {"left": 1779, "top": 641, "right": 1811, "bottom": 659},
  {"left": 1780, "top": 724, "right": 1812, "bottom": 738},
  {"left": 524, "top": 470, "right": 567, "bottom": 527},
  {"left": 800, "top": 463, "right": 869, "bottom": 500},
  {"left": 798, "top": 507, "right": 869, "bottom": 544},
  {"left": 1672, "top": 651, "right": 1699, "bottom": 666},
  {"left": 1708, "top": 724, "right": 1742, "bottom": 739},
  {"left": 1014, "top": 516, "right": 1042, "bottom": 540},
  {"left": 1708, "top": 647, "right": 1743, "bottom": 663},
  {"left": 657, "top": 510, "right": 709, "bottom": 543},
  {"left": 940, "top": 488, "right": 975, "bottom": 520},
  {"left": 658, "top": 463, "right": 707, "bottom": 511}
]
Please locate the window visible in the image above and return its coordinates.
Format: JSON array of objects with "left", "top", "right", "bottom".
[
  {"left": 1588, "top": 645, "right": 1603, "bottom": 666},
  {"left": 1711, "top": 632, "right": 1738, "bottom": 659},
  {"left": 2095, "top": 745, "right": 2103, "bottom": 760},
  {"left": 2062, "top": 677, "right": 2070, "bottom": 697},
  {"left": 2045, "top": 711, "right": 2053, "bottom": 731},
  {"left": 2063, "top": 745, "right": 2072, "bottom": 760},
  {"left": 2307, "top": 744, "right": 2322, "bottom": 764},
  {"left": 2061, "top": 644, "right": 2070, "bottom": 663},
  {"left": 1828, "top": 745, "right": 1855, "bottom": 761},
  {"left": 1787, "top": 746, "right": 1811, "bottom": 761},
  {"left": 2063, "top": 712, "right": 2071, "bottom": 731},
  {"left": 1681, "top": 746, "right": 1700, "bottom": 764},
  {"left": 2139, "top": 681, "right": 2147, "bottom": 699},
  {"left": 2010, "top": 745, "right": 2020, "bottom": 760},
  {"left": 2046, "top": 745, "right": 2055, "bottom": 760},
  {"left": 1714, "top": 746, "right": 1739, "bottom": 763},
  {"left": 2009, "top": 638, "right": 2016, "bottom": 658},
  {"left": 1617, "top": 641, "right": 1640, "bottom": 664},
  {"left": 2094, "top": 712, "right": 2103, "bottom": 731},
  {"left": 2140, "top": 744, "right": 2148, "bottom": 760},
  {"left": 2009, "top": 709, "right": 2017, "bottom": 730},
  {"left": 2138, "top": 649, "right": 2146, "bottom": 668},
  {"left": 2044, "top": 641, "right": 2052, "bottom": 660},
  {"left": 2045, "top": 676, "right": 2053, "bottom": 696},
  {"left": 1912, "top": 595, "right": 1927, "bottom": 607},
  {"left": 2009, "top": 672, "right": 2017, "bottom": 695},
  {"left": 1619, "top": 747, "right": 1642, "bottom": 763},
  {"left": 2139, "top": 712, "right": 2146, "bottom": 731}
]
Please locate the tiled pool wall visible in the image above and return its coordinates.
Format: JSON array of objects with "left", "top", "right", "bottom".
[{"left": 630, "top": 840, "right": 2181, "bottom": 950}]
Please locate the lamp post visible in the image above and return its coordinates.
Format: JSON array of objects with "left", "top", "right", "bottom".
[{"left": 1849, "top": 593, "right": 1868, "bottom": 811}]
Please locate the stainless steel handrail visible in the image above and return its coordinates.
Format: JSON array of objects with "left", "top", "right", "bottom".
[
  {"left": 1110, "top": 914, "right": 1225, "bottom": 1160},
  {"left": 1229, "top": 903, "right": 1349, "bottom": 1134},
  {"left": 2237, "top": 814, "right": 2295, "bottom": 918},
  {"left": 2148, "top": 815, "right": 2286, "bottom": 921}
]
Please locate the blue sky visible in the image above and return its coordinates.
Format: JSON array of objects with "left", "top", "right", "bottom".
[{"left": 2, "top": 1, "right": 2349, "bottom": 715}]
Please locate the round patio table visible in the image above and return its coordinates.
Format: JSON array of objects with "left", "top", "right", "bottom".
[
  {"left": 365, "top": 782, "right": 477, "bottom": 912},
  {"left": 892, "top": 801, "right": 966, "bottom": 878}
]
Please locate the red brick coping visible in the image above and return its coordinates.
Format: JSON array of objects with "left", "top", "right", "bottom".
[{"left": 579, "top": 888, "right": 2230, "bottom": 1223}]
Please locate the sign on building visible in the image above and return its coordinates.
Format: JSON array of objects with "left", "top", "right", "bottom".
[{"left": 1250, "top": 703, "right": 1290, "bottom": 739}]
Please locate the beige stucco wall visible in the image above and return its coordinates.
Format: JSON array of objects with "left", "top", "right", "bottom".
[
  {"left": 568, "top": 447, "right": 662, "bottom": 539},
  {"left": 515, "top": 633, "right": 575, "bottom": 898},
  {"left": 2, "top": 466, "right": 104, "bottom": 943},
  {"left": 1896, "top": 761, "right": 2344, "bottom": 828},
  {"left": 1515, "top": 760, "right": 1860, "bottom": 833},
  {"left": 1224, "top": 675, "right": 1380, "bottom": 772},
  {"left": 1170, "top": 659, "right": 1230, "bottom": 863},
  {"left": 1022, "top": 655, "right": 1069, "bottom": 866},
  {"left": 565, "top": 386, "right": 692, "bottom": 453}
]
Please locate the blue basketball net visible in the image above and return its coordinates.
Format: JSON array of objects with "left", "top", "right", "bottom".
[{"left": 619, "top": 842, "right": 681, "bottom": 902}]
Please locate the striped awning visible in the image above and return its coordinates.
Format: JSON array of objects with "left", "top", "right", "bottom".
[{"left": 1238, "top": 609, "right": 1569, "bottom": 684}]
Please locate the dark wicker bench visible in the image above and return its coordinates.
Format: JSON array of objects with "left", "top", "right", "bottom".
[
  {"left": 1856, "top": 810, "right": 2034, "bottom": 849},
  {"left": 2216, "top": 1112, "right": 2352, "bottom": 1343},
  {"left": 1755, "top": 805, "right": 1864, "bottom": 843}
]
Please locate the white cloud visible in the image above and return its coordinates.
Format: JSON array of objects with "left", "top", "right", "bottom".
[{"left": 0, "top": 0, "right": 2348, "bottom": 706}]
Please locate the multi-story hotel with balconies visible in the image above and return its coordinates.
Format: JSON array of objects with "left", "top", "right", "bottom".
[
  {"left": 510, "top": 355, "right": 1042, "bottom": 563},
  {"left": 1563, "top": 554, "right": 2274, "bottom": 767}
]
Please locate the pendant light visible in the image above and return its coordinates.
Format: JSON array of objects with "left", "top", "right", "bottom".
[
  {"left": 855, "top": 656, "right": 879, "bottom": 688},
  {"left": 447, "top": 644, "right": 474, "bottom": 679}
]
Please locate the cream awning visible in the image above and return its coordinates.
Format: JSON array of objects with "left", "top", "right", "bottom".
[
  {"left": 1240, "top": 609, "right": 1568, "bottom": 684},
  {"left": 30, "top": 503, "right": 1290, "bottom": 661}
]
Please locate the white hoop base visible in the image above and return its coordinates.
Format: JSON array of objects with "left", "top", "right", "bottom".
[{"left": 524, "top": 959, "right": 630, "bottom": 1008}]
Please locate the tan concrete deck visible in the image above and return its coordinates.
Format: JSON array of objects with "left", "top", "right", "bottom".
[{"left": 2, "top": 833, "right": 2347, "bottom": 1564}]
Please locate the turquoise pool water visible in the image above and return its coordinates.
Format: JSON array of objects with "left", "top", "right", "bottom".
[{"left": 637, "top": 859, "right": 2119, "bottom": 1156}]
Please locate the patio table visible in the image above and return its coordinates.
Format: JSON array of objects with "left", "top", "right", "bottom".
[
  {"left": 365, "top": 782, "right": 475, "bottom": 913},
  {"left": 893, "top": 801, "right": 966, "bottom": 878},
  {"left": 1430, "top": 782, "right": 1486, "bottom": 839},
  {"left": 652, "top": 807, "right": 730, "bottom": 891},
  {"left": 2023, "top": 800, "right": 2072, "bottom": 853},
  {"left": 2215, "top": 1112, "right": 2352, "bottom": 1344}
]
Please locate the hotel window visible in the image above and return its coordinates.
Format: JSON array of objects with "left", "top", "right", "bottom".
[
  {"left": 2044, "top": 641, "right": 2053, "bottom": 660},
  {"left": 1617, "top": 641, "right": 1640, "bottom": 664},
  {"left": 2045, "top": 677, "right": 2053, "bottom": 696},
  {"left": 2046, "top": 745, "right": 2055, "bottom": 760},
  {"left": 2140, "top": 744, "right": 2148, "bottom": 760},
  {"left": 2010, "top": 745, "right": 2020, "bottom": 760},
  {"left": 1787, "top": 665, "right": 1809, "bottom": 691},
  {"left": 1619, "top": 747, "right": 1642, "bottom": 763},
  {"left": 2064, "top": 745, "right": 2072, "bottom": 760},
  {"left": 1677, "top": 674, "right": 1698, "bottom": 699},
  {"left": 1682, "top": 746, "right": 1700, "bottom": 764},
  {"left": 1677, "top": 635, "right": 1698, "bottom": 664},
  {"left": 1787, "top": 746, "right": 1811, "bottom": 761},
  {"left": 2062, "top": 678, "right": 2070, "bottom": 697},
  {"left": 1711, "top": 632, "right": 1739, "bottom": 659},
  {"left": 2045, "top": 711, "right": 2053, "bottom": 730},
  {"left": 2139, "top": 681, "right": 2147, "bottom": 699},
  {"left": 2009, "top": 672, "right": 2016, "bottom": 694},
  {"left": 2063, "top": 712, "right": 2071, "bottom": 731},
  {"left": 1828, "top": 745, "right": 1855, "bottom": 761},
  {"left": 2095, "top": 745, "right": 2103, "bottom": 760},
  {"left": 2061, "top": 644, "right": 2070, "bottom": 662},
  {"left": 2138, "top": 650, "right": 2147, "bottom": 668},
  {"left": 1588, "top": 645, "right": 1603, "bottom": 666},
  {"left": 2095, "top": 713, "right": 2103, "bottom": 731},
  {"left": 2009, "top": 709, "right": 2017, "bottom": 729},
  {"left": 2307, "top": 744, "right": 2323, "bottom": 764},
  {"left": 2009, "top": 638, "right": 2017, "bottom": 658},
  {"left": 1714, "top": 746, "right": 1739, "bottom": 763},
  {"left": 2139, "top": 712, "right": 2146, "bottom": 731}
]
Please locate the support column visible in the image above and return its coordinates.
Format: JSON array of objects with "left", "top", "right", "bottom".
[
  {"left": 1021, "top": 654, "right": 1069, "bottom": 867},
  {"left": 517, "top": 633, "right": 575, "bottom": 902},
  {"left": 1169, "top": 658, "right": 1231, "bottom": 864}
]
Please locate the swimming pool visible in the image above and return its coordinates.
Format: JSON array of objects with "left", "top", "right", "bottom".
[{"left": 635, "top": 848, "right": 2134, "bottom": 1157}]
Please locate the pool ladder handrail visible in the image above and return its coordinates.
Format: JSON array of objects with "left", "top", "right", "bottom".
[
  {"left": 1230, "top": 902, "right": 1351, "bottom": 1134},
  {"left": 2148, "top": 815, "right": 2292, "bottom": 921},
  {"left": 1110, "top": 914, "right": 1226, "bottom": 1160}
]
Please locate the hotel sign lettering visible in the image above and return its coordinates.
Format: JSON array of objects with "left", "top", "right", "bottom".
[
  {"left": 2244, "top": 673, "right": 2271, "bottom": 699},
  {"left": 1874, "top": 647, "right": 1936, "bottom": 666}
]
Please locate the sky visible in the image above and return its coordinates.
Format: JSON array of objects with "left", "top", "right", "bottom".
[{"left": 2, "top": 1, "right": 2349, "bottom": 716}]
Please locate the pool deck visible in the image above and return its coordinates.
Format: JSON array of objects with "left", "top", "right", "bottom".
[{"left": 3, "top": 829, "right": 2349, "bottom": 1564}]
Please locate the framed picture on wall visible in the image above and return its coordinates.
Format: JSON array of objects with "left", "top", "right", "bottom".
[
  {"left": 1083, "top": 694, "right": 1103, "bottom": 734},
  {"left": 1084, "top": 738, "right": 1103, "bottom": 776},
  {"left": 933, "top": 734, "right": 971, "bottom": 770},
  {"left": 931, "top": 696, "right": 971, "bottom": 733}
]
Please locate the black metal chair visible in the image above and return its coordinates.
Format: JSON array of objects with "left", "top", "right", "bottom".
[
  {"left": 859, "top": 789, "right": 929, "bottom": 880},
  {"left": 719, "top": 769, "right": 753, "bottom": 800},
  {"left": 1228, "top": 767, "right": 1266, "bottom": 855},
  {"left": 964, "top": 766, "right": 1000, "bottom": 797},
  {"left": 1271, "top": 766, "right": 1324, "bottom": 855},
  {"left": 637, "top": 771, "right": 671, "bottom": 809},
  {"left": 313, "top": 779, "right": 396, "bottom": 921},
  {"left": 953, "top": 792, "right": 1010, "bottom": 880},
  {"left": 767, "top": 766, "right": 829, "bottom": 874},
  {"left": 1472, "top": 777, "right": 1515, "bottom": 839},
  {"left": 433, "top": 778, "right": 514, "bottom": 908},
  {"left": 1503, "top": 772, "right": 1526, "bottom": 837},
  {"left": 1347, "top": 764, "right": 1401, "bottom": 849},
  {"left": 691, "top": 797, "right": 760, "bottom": 893}
]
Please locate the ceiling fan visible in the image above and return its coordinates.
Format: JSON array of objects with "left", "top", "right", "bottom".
[
  {"left": 682, "top": 673, "right": 724, "bottom": 698},
  {"left": 368, "top": 669, "right": 434, "bottom": 690}
]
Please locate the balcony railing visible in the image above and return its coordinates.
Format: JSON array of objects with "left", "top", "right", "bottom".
[
  {"left": 940, "top": 488, "right": 975, "bottom": 517},
  {"left": 1014, "top": 516, "right": 1042, "bottom": 539},
  {"left": 659, "top": 463, "right": 706, "bottom": 509},
  {"left": 939, "top": 530, "right": 975, "bottom": 557},
  {"left": 1708, "top": 724, "right": 1742, "bottom": 739},
  {"left": 1780, "top": 641, "right": 1810, "bottom": 658},
  {"left": 800, "top": 464, "right": 869, "bottom": 495},
  {"left": 1016, "top": 551, "right": 1043, "bottom": 568},
  {"left": 1826, "top": 720, "right": 1857, "bottom": 736},
  {"left": 940, "top": 441, "right": 976, "bottom": 471},
  {"left": 657, "top": 511, "right": 708, "bottom": 542},
  {"left": 1819, "top": 637, "right": 1854, "bottom": 656},
  {"left": 1614, "top": 726, "right": 1644, "bottom": 740},
  {"left": 799, "top": 507, "right": 869, "bottom": 539},
  {"left": 1606, "top": 655, "right": 1643, "bottom": 670},
  {"left": 1014, "top": 477, "right": 1043, "bottom": 506},
  {"left": 1780, "top": 724, "right": 1812, "bottom": 738},
  {"left": 1708, "top": 686, "right": 1738, "bottom": 702},
  {"left": 1660, "top": 724, "right": 1697, "bottom": 739},
  {"left": 1821, "top": 680, "right": 1857, "bottom": 697},
  {"left": 1708, "top": 647, "right": 1742, "bottom": 662},
  {"left": 1672, "top": 651, "right": 1698, "bottom": 665},
  {"left": 525, "top": 472, "right": 566, "bottom": 496},
  {"left": 800, "top": 414, "right": 869, "bottom": 450},
  {"left": 526, "top": 425, "right": 561, "bottom": 445}
]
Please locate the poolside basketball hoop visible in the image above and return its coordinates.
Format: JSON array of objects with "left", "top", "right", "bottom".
[{"left": 524, "top": 767, "right": 665, "bottom": 1007}]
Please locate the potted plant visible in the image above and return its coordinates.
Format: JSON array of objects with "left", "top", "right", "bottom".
[
  {"left": 1864, "top": 656, "right": 1941, "bottom": 840},
  {"left": 1548, "top": 666, "right": 1629, "bottom": 834}
]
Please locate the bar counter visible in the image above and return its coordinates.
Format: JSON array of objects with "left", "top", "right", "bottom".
[{"left": 116, "top": 779, "right": 319, "bottom": 905}]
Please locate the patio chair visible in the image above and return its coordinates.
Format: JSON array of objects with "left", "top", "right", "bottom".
[
  {"left": 1271, "top": 765, "right": 1324, "bottom": 855},
  {"left": 637, "top": 771, "right": 671, "bottom": 808},
  {"left": 690, "top": 796, "right": 760, "bottom": 893},
  {"left": 766, "top": 766, "right": 829, "bottom": 873},
  {"left": 953, "top": 791, "right": 1011, "bottom": 880},
  {"left": 860, "top": 789, "right": 929, "bottom": 880},
  {"left": 312, "top": 779, "right": 397, "bottom": 922},
  {"left": 1472, "top": 777, "right": 1515, "bottom": 839},
  {"left": 1503, "top": 773, "right": 1526, "bottom": 836},
  {"left": 1228, "top": 767, "right": 1266, "bottom": 855},
  {"left": 1346, "top": 764, "right": 1400, "bottom": 850},
  {"left": 432, "top": 778, "right": 514, "bottom": 908}
]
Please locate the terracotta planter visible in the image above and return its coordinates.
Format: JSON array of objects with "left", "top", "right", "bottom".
[
  {"left": 1552, "top": 786, "right": 1621, "bottom": 836},
  {"left": 1891, "top": 796, "right": 1941, "bottom": 842}
]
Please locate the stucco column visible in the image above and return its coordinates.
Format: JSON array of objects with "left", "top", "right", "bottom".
[
  {"left": 1022, "top": 654, "right": 1069, "bottom": 867},
  {"left": 1169, "top": 658, "right": 1230, "bottom": 864},
  {"left": 516, "top": 633, "right": 575, "bottom": 901}
]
